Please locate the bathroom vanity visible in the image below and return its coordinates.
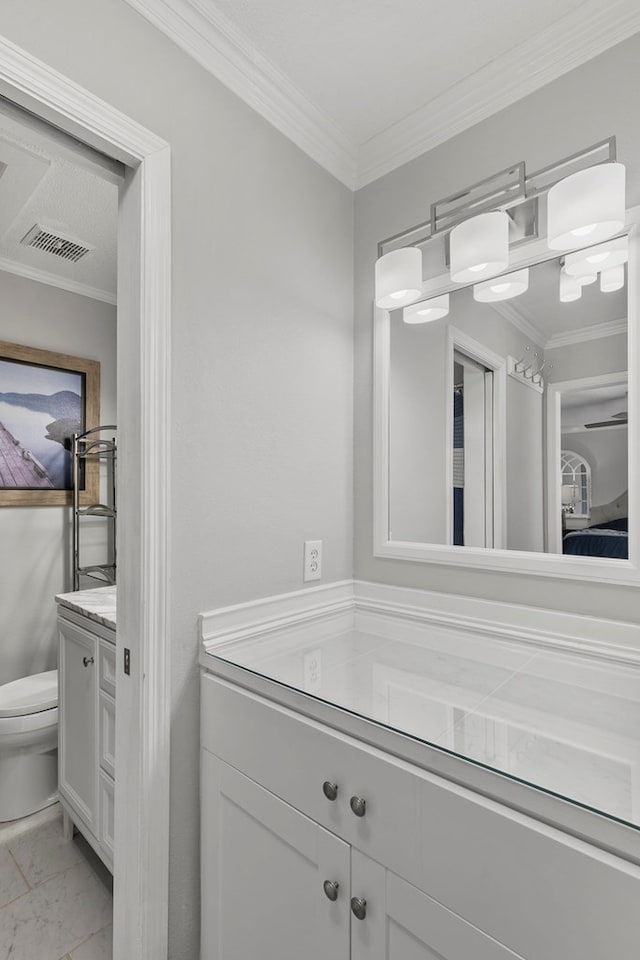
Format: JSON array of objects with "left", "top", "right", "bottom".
[
  {"left": 199, "top": 582, "right": 640, "bottom": 960},
  {"left": 56, "top": 585, "right": 116, "bottom": 872}
]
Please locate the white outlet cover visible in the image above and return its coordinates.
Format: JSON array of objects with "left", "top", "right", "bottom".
[
  {"left": 303, "top": 539, "right": 322, "bottom": 582},
  {"left": 303, "top": 649, "right": 322, "bottom": 693}
]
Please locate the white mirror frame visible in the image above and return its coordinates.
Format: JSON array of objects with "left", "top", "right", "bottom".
[{"left": 373, "top": 212, "right": 640, "bottom": 584}]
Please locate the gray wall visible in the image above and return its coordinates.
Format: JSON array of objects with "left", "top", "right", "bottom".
[
  {"left": 547, "top": 333, "right": 627, "bottom": 383},
  {"left": 562, "top": 429, "right": 628, "bottom": 506},
  {"left": 506, "top": 377, "right": 544, "bottom": 553},
  {"left": 0, "top": 3, "right": 354, "bottom": 957},
  {"left": 0, "top": 271, "right": 116, "bottom": 684},
  {"left": 355, "top": 34, "right": 640, "bottom": 614}
]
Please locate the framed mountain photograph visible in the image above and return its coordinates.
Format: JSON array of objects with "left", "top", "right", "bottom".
[{"left": 0, "top": 340, "right": 100, "bottom": 506}]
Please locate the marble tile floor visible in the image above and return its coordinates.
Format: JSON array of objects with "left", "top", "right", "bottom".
[{"left": 0, "top": 803, "right": 112, "bottom": 960}]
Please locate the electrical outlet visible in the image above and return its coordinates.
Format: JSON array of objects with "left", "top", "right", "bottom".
[
  {"left": 303, "top": 539, "right": 322, "bottom": 582},
  {"left": 303, "top": 649, "right": 322, "bottom": 693}
]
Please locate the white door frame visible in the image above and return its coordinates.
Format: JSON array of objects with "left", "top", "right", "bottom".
[
  {"left": 445, "top": 326, "right": 507, "bottom": 549},
  {"left": 546, "top": 371, "right": 628, "bottom": 555},
  {"left": 0, "top": 36, "right": 171, "bottom": 960}
]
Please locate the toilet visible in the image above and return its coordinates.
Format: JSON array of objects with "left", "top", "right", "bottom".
[{"left": 0, "top": 670, "right": 58, "bottom": 822}]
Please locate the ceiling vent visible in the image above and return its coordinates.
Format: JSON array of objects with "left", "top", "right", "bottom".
[{"left": 21, "top": 224, "right": 93, "bottom": 263}]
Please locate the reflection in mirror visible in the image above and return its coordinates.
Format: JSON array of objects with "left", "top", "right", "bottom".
[
  {"left": 555, "top": 378, "right": 628, "bottom": 558},
  {"left": 388, "top": 240, "right": 628, "bottom": 558}
]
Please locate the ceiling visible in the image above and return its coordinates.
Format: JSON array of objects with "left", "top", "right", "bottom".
[
  {"left": 1, "top": 2, "right": 639, "bottom": 301},
  {"left": 0, "top": 105, "right": 118, "bottom": 304},
  {"left": 561, "top": 383, "right": 628, "bottom": 430},
  {"left": 210, "top": 0, "right": 587, "bottom": 146},
  {"left": 125, "top": 0, "right": 640, "bottom": 188},
  {"left": 491, "top": 255, "right": 627, "bottom": 349}
]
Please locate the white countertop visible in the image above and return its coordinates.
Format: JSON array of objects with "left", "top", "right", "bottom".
[
  {"left": 56, "top": 585, "right": 116, "bottom": 631},
  {"left": 202, "top": 620, "right": 640, "bottom": 840}
]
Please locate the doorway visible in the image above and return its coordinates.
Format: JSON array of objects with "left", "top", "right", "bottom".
[
  {"left": 0, "top": 34, "right": 171, "bottom": 960},
  {"left": 453, "top": 350, "right": 495, "bottom": 547}
]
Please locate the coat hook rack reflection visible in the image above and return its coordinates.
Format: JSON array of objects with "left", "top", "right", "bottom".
[{"left": 508, "top": 346, "right": 549, "bottom": 394}]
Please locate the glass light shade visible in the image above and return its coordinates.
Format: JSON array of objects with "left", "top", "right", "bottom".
[
  {"left": 375, "top": 247, "right": 422, "bottom": 309},
  {"left": 547, "top": 162, "right": 626, "bottom": 250},
  {"left": 403, "top": 294, "right": 450, "bottom": 324},
  {"left": 450, "top": 211, "right": 509, "bottom": 283},
  {"left": 564, "top": 236, "right": 628, "bottom": 277},
  {"left": 559, "top": 270, "right": 582, "bottom": 302},
  {"left": 473, "top": 268, "right": 529, "bottom": 303},
  {"left": 600, "top": 264, "right": 625, "bottom": 292},
  {"left": 576, "top": 272, "right": 597, "bottom": 286}
]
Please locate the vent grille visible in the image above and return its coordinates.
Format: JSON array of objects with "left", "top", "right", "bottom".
[{"left": 21, "top": 224, "right": 92, "bottom": 263}]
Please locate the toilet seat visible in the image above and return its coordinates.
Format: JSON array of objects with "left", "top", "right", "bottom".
[
  {"left": 0, "top": 706, "right": 58, "bottom": 737},
  {"left": 0, "top": 670, "right": 58, "bottom": 718}
]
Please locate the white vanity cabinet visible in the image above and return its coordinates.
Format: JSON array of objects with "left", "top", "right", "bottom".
[
  {"left": 202, "top": 753, "right": 351, "bottom": 960},
  {"left": 58, "top": 607, "right": 116, "bottom": 871},
  {"left": 201, "top": 672, "right": 640, "bottom": 960},
  {"left": 202, "top": 751, "right": 520, "bottom": 960}
]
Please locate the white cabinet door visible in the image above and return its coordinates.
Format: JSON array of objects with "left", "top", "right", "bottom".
[
  {"left": 98, "top": 770, "right": 115, "bottom": 865},
  {"left": 201, "top": 750, "right": 351, "bottom": 960},
  {"left": 58, "top": 617, "right": 98, "bottom": 830},
  {"left": 351, "top": 850, "right": 524, "bottom": 960}
]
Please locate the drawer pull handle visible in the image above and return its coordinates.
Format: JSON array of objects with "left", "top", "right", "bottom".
[
  {"left": 351, "top": 897, "right": 367, "bottom": 920},
  {"left": 323, "top": 880, "right": 339, "bottom": 902},
  {"left": 349, "top": 795, "right": 367, "bottom": 817},
  {"left": 322, "top": 781, "right": 339, "bottom": 802},
  {"left": 82, "top": 656, "right": 95, "bottom": 667}
]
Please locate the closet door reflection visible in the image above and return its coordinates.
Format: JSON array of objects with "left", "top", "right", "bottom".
[{"left": 453, "top": 351, "right": 494, "bottom": 547}]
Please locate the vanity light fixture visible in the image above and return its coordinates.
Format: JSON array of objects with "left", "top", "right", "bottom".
[
  {"left": 559, "top": 270, "right": 582, "bottom": 303},
  {"left": 403, "top": 294, "right": 450, "bottom": 323},
  {"left": 374, "top": 247, "right": 422, "bottom": 309},
  {"left": 449, "top": 211, "right": 510, "bottom": 283},
  {"left": 547, "top": 162, "right": 625, "bottom": 250},
  {"left": 375, "top": 138, "right": 623, "bottom": 308},
  {"left": 473, "top": 268, "right": 529, "bottom": 303},
  {"left": 600, "top": 264, "right": 625, "bottom": 292},
  {"left": 575, "top": 272, "right": 598, "bottom": 286},
  {"left": 564, "top": 235, "right": 628, "bottom": 277}
]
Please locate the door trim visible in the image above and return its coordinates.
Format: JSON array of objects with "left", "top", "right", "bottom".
[{"left": 0, "top": 34, "right": 171, "bottom": 960}]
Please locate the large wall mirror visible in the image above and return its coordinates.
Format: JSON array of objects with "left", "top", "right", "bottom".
[{"left": 374, "top": 218, "right": 639, "bottom": 582}]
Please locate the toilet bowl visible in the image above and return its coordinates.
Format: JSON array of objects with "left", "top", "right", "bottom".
[{"left": 0, "top": 670, "right": 58, "bottom": 822}]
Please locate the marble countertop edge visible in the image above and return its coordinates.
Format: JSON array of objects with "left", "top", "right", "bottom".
[{"left": 56, "top": 584, "right": 116, "bottom": 630}]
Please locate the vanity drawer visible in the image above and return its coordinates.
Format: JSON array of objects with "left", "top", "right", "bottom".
[
  {"left": 98, "top": 639, "right": 116, "bottom": 698},
  {"left": 201, "top": 673, "right": 423, "bottom": 882},
  {"left": 98, "top": 690, "right": 116, "bottom": 779}
]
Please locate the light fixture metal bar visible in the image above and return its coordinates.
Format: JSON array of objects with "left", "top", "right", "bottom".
[
  {"left": 378, "top": 216, "right": 433, "bottom": 257},
  {"left": 430, "top": 162, "right": 525, "bottom": 236},
  {"left": 378, "top": 137, "right": 617, "bottom": 258},
  {"left": 525, "top": 137, "right": 615, "bottom": 196}
]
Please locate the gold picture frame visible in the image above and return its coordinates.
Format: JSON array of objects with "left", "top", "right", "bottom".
[{"left": 0, "top": 339, "right": 100, "bottom": 506}]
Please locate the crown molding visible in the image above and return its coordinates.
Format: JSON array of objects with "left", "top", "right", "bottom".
[
  {"left": 123, "top": 0, "right": 358, "bottom": 188},
  {"left": 546, "top": 317, "right": 627, "bottom": 349},
  {"left": 0, "top": 254, "right": 116, "bottom": 304},
  {"left": 490, "top": 300, "right": 547, "bottom": 349},
  {"left": 492, "top": 301, "right": 627, "bottom": 351},
  {"left": 123, "top": 0, "right": 640, "bottom": 192},
  {"left": 356, "top": 0, "right": 640, "bottom": 188}
]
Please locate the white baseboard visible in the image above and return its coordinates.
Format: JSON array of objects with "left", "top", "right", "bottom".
[
  {"left": 354, "top": 580, "right": 640, "bottom": 665},
  {"left": 199, "top": 580, "right": 355, "bottom": 651},
  {"left": 200, "top": 578, "right": 640, "bottom": 665}
]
